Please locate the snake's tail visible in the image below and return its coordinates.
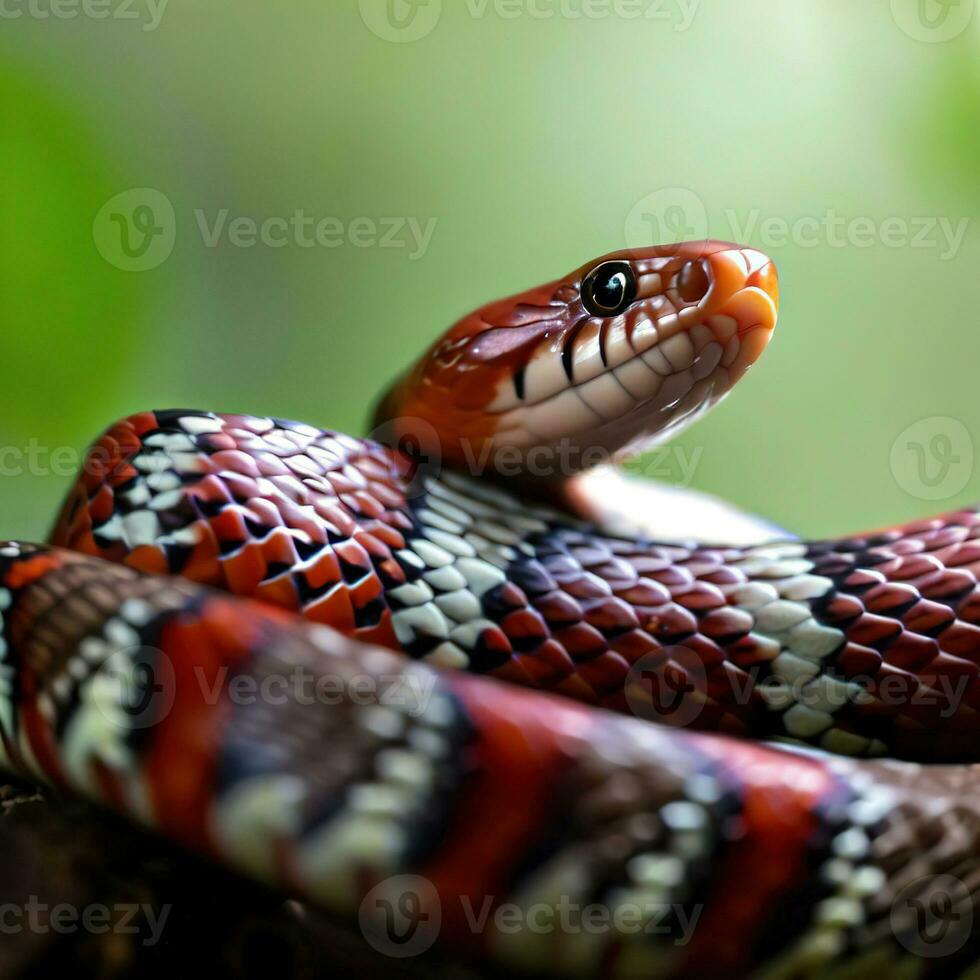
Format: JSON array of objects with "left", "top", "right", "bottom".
[{"left": 0, "top": 542, "right": 976, "bottom": 977}]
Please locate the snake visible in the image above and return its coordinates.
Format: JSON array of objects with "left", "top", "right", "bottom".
[{"left": 2, "top": 239, "right": 980, "bottom": 977}]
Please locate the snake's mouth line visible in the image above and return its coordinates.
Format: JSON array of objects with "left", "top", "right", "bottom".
[{"left": 480, "top": 283, "right": 774, "bottom": 451}]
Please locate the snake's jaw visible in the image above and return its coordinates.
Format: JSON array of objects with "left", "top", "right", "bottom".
[{"left": 373, "top": 241, "right": 777, "bottom": 478}]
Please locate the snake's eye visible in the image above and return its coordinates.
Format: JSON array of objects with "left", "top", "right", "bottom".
[{"left": 581, "top": 261, "right": 636, "bottom": 317}]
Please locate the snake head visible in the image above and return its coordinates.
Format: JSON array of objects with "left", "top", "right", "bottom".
[{"left": 374, "top": 240, "right": 778, "bottom": 478}]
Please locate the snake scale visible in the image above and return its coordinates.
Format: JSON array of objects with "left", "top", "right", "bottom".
[{"left": 3, "top": 240, "right": 980, "bottom": 977}]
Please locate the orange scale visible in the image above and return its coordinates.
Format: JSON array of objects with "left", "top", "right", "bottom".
[
  {"left": 87, "top": 483, "right": 116, "bottom": 523},
  {"left": 352, "top": 614, "right": 398, "bottom": 650},
  {"left": 325, "top": 472, "right": 359, "bottom": 495},
  {"left": 920, "top": 650, "right": 978, "bottom": 681},
  {"left": 552, "top": 622, "right": 607, "bottom": 661},
  {"left": 208, "top": 507, "right": 248, "bottom": 545},
  {"left": 581, "top": 595, "right": 641, "bottom": 633},
  {"left": 268, "top": 474, "right": 308, "bottom": 502},
  {"left": 552, "top": 673, "right": 598, "bottom": 703},
  {"left": 355, "top": 531, "right": 394, "bottom": 566},
  {"left": 956, "top": 589, "right": 980, "bottom": 625},
  {"left": 335, "top": 536, "right": 371, "bottom": 568},
  {"left": 365, "top": 521, "right": 405, "bottom": 551},
  {"left": 367, "top": 483, "right": 406, "bottom": 510},
  {"left": 674, "top": 581, "right": 727, "bottom": 612},
  {"left": 191, "top": 474, "right": 235, "bottom": 507},
  {"left": 575, "top": 650, "right": 631, "bottom": 695},
  {"left": 126, "top": 545, "right": 169, "bottom": 576},
  {"left": 245, "top": 497, "right": 285, "bottom": 528},
  {"left": 609, "top": 629, "right": 662, "bottom": 664},
  {"left": 222, "top": 545, "right": 269, "bottom": 597},
  {"left": 938, "top": 620, "right": 980, "bottom": 658},
  {"left": 922, "top": 568, "right": 978, "bottom": 603},
  {"left": 516, "top": 639, "right": 576, "bottom": 683},
  {"left": 304, "top": 583, "right": 355, "bottom": 632},
  {"left": 679, "top": 633, "right": 727, "bottom": 671},
  {"left": 348, "top": 570, "right": 383, "bottom": 608},
  {"left": 259, "top": 528, "right": 300, "bottom": 568},
  {"left": 201, "top": 432, "right": 237, "bottom": 452},
  {"left": 277, "top": 500, "right": 325, "bottom": 543},
  {"left": 388, "top": 511, "right": 415, "bottom": 533},
  {"left": 339, "top": 492, "right": 368, "bottom": 516},
  {"left": 210, "top": 449, "right": 263, "bottom": 478},
  {"left": 315, "top": 502, "right": 357, "bottom": 538},
  {"left": 846, "top": 613, "right": 902, "bottom": 650},
  {"left": 219, "top": 472, "right": 261, "bottom": 502},
  {"left": 125, "top": 411, "right": 160, "bottom": 435},
  {"left": 352, "top": 491, "right": 385, "bottom": 519},
  {"left": 377, "top": 559, "right": 408, "bottom": 589},
  {"left": 490, "top": 656, "right": 538, "bottom": 688},
  {"left": 302, "top": 550, "right": 342, "bottom": 590},
  {"left": 253, "top": 573, "right": 301, "bottom": 611},
  {"left": 499, "top": 608, "right": 549, "bottom": 646},
  {"left": 929, "top": 539, "right": 974, "bottom": 568},
  {"left": 180, "top": 547, "right": 222, "bottom": 587},
  {"left": 253, "top": 452, "right": 291, "bottom": 476},
  {"left": 282, "top": 454, "right": 322, "bottom": 479}
]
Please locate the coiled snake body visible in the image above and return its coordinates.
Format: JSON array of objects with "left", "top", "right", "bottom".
[{"left": 3, "top": 241, "right": 980, "bottom": 977}]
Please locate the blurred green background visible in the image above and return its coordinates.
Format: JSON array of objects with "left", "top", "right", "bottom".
[{"left": 2, "top": 0, "right": 978, "bottom": 540}]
